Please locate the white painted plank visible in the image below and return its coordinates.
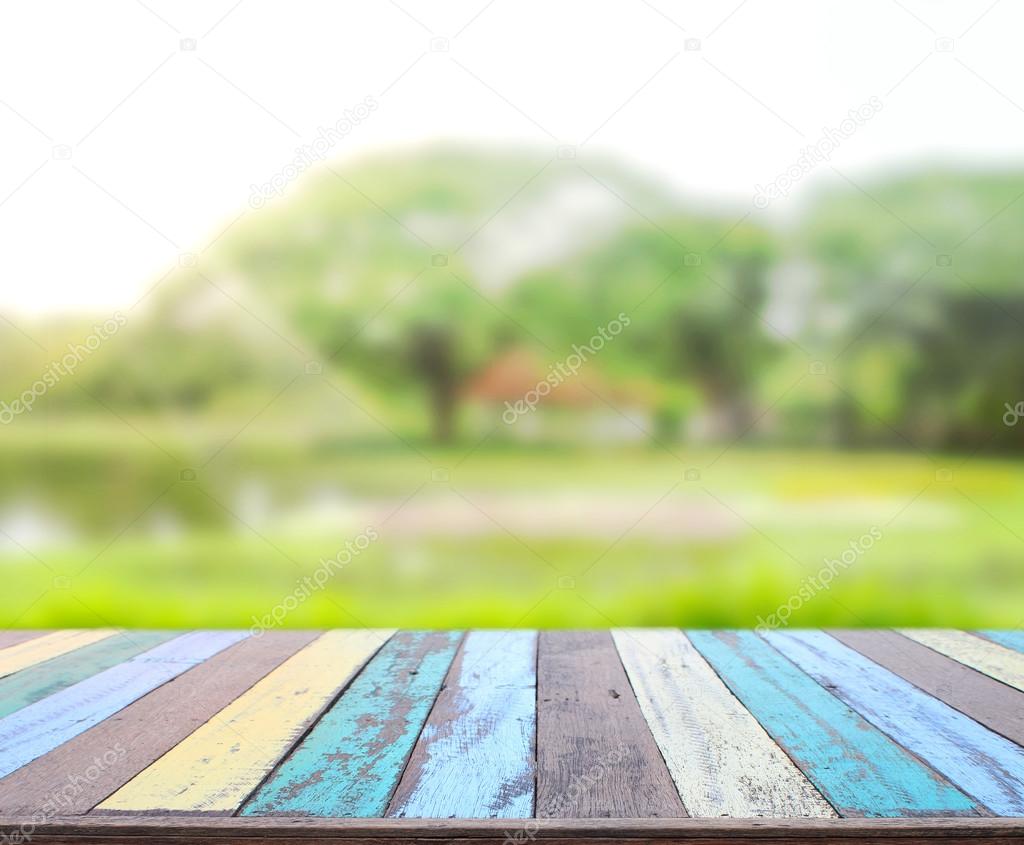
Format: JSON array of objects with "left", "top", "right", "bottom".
[
  {"left": 611, "top": 628, "right": 836, "bottom": 818},
  {"left": 900, "top": 629, "right": 1024, "bottom": 693}
]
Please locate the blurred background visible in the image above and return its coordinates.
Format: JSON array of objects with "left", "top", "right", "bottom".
[{"left": 2, "top": 1, "right": 1023, "bottom": 630}]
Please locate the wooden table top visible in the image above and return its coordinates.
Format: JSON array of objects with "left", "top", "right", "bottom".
[{"left": 1, "top": 628, "right": 1023, "bottom": 844}]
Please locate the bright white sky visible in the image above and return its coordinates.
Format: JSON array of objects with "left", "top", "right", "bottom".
[{"left": 1, "top": 0, "right": 1021, "bottom": 315}]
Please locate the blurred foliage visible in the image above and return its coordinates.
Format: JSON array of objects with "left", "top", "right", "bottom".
[{"left": 3, "top": 147, "right": 1023, "bottom": 628}]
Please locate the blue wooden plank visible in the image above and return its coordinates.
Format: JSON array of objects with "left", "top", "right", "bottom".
[
  {"left": 688, "top": 630, "right": 977, "bottom": 817},
  {"left": 764, "top": 630, "right": 1024, "bottom": 816},
  {"left": 0, "top": 631, "right": 178, "bottom": 719},
  {"left": 0, "top": 630, "right": 246, "bottom": 780},
  {"left": 242, "top": 630, "right": 462, "bottom": 817},
  {"left": 387, "top": 630, "right": 537, "bottom": 819},
  {"left": 980, "top": 630, "right": 1024, "bottom": 654}
]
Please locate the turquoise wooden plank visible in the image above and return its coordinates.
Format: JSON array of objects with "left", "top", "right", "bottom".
[
  {"left": 764, "top": 630, "right": 1024, "bottom": 816},
  {"left": 980, "top": 630, "right": 1024, "bottom": 654},
  {"left": 0, "top": 631, "right": 178, "bottom": 719},
  {"left": 0, "top": 630, "right": 246, "bottom": 780},
  {"left": 387, "top": 630, "right": 537, "bottom": 819},
  {"left": 688, "top": 630, "right": 977, "bottom": 817},
  {"left": 242, "top": 630, "right": 462, "bottom": 817}
]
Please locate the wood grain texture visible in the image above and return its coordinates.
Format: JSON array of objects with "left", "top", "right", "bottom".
[
  {"left": 899, "top": 630, "right": 1024, "bottom": 693},
  {"left": 241, "top": 630, "right": 463, "bottom": 818},
  {"left": 832, "top": 629, "right": 1024, "bottom": 748},
  {"left": 0, "top": 630, "right": 319, "bottom": 816},
  {"left": 688, "top": 630, "right": 976, "bottom": 818},
  {"left": 0, "top": 630, "right": 47, "bottom": 649},
  {"left": 536, "top": 631, "right": 686, "bottom": 819},
  {"left": 979, "top": 632, "right": 1024, "bottom": 654},
  {"left": 765, "top": 630, "right": 1024, "bottom": 817},
  {"left": 3, "top": 815, "right": 1024, "bottom": 845},
  {"left": 0, "top": 631, "right": 246, "bottom": 781},
  {"left": 0, "top": 631, "right": 178, "bottom": 719},
  {"left": 97, "top": 629, "right": 393, "bottom": 814},
  {"left": 387, "top": 630, "right": 537, "bottom": 819},
  {"left": 0, "top": 629, "right": 118, "bottom": 678},
  {"left": 611, "top": 629, "right": 835, "bottom": 818}
]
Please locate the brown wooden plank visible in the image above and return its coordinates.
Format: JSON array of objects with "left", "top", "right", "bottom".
[
  {"left": 0, "top": 630, "right": 319, "bottom": 815},
  {"left": 831, "top": 629, "right": 1024, "bottom": 748},
  {"left": 536, "top": 630, "right": 686, "bottom": 819},
  {"left": 1, "top": 815, "right": 1023, "bottom": 845},
  {"left": 0, "top": 630, "right": 48, "bottom": 649}
]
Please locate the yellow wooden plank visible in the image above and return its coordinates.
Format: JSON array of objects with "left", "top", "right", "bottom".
[
  {"left": 0, "top": 629, "right": 118, "bottom": 679},
  {"left": 98, "top": 629, "right": 393, "bottom": 813},
  {"left": 899, "top": 629, "right": 1024, "bottom": 692}
]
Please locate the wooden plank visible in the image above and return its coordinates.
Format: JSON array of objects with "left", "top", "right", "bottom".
[
  {"left": 979, "top": 631, "right": 1024, "bottom": 654},
  {"left": 765, "top": 630, "right": 1024, "bottom": 816},
  {"left": 241, "top": 630, "right": 462, "bottom": 818},
  {"left": 833, "top": 629, "right": 1024, "bottom": 748},
  {"left": 0, "top": 630, "right": 319, "bottom": 816},
  {"left": 387, "top": 630, "right": 537, "bottom": 819},
  {"left": 899, "top": 630, "right": 1024, "bottom": 693},
  {"left": 97, "top": 629, "right": 393, "bottom": 814},
  {"left": 536, "top": 630, "right": 686, "bottom": 819},
  {"left": 0, "top": 630, "right": 118, "bottom": 678},
  {"left": 0, "top": 631, "right": 178, "bottom": 719},
  {"left": 688, "top": 630, "right": 977, "bottom": 818},
  {"left": 611, "top": 629, "right": 835, "bottom": 818},
  {"left": 0, "top": 630, "right": 47, "bottom": 649},
  {"left": 4, "top": 815, "right": 1024, "bottom": 845},
  {"left": 0, "top": 631, "right": 246, "bottom": 781}
]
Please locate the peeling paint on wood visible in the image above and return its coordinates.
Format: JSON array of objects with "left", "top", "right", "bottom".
[
  {"left": 0, "top": 631, "right": 246, "bottom": 780},
  {"left": 612, "top": 628, "right": 835, "bottom": 818},
  {"left": 766, "top": 630, "right": 1024, "bottom": 816},
  {"left": 833, "top": 629, "right": 1024, "bottom": 749},
  {"left": 0, "top": 629, "right": 118, "bottom": 679},
  {"left": 536, "top": 631, "right": 686, "bottom": 819},
  {"left": 242, "top": 630, "right": 462, "bottom": 818},
  {"left": 689, "top": 630, "right": 976, "bottom": 817},
  {"left": 979, "top": 630, "right": 1024, "bottom": 654},
  {"left": 97, "top": 629, "right": 393, "bottom": 814},
  {"left": 387, "top": 630, "right": 537, "bottom": 819},
  {"left": 0, "top": 631, "right": 178, "bottom": 719},
  {"left": 900, "top": 630, "right": 1024, "bottom": 693}
]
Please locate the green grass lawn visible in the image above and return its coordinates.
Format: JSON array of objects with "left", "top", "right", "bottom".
[{"left": 4, "top": 435, "right": 1023, "bottom": 629}]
